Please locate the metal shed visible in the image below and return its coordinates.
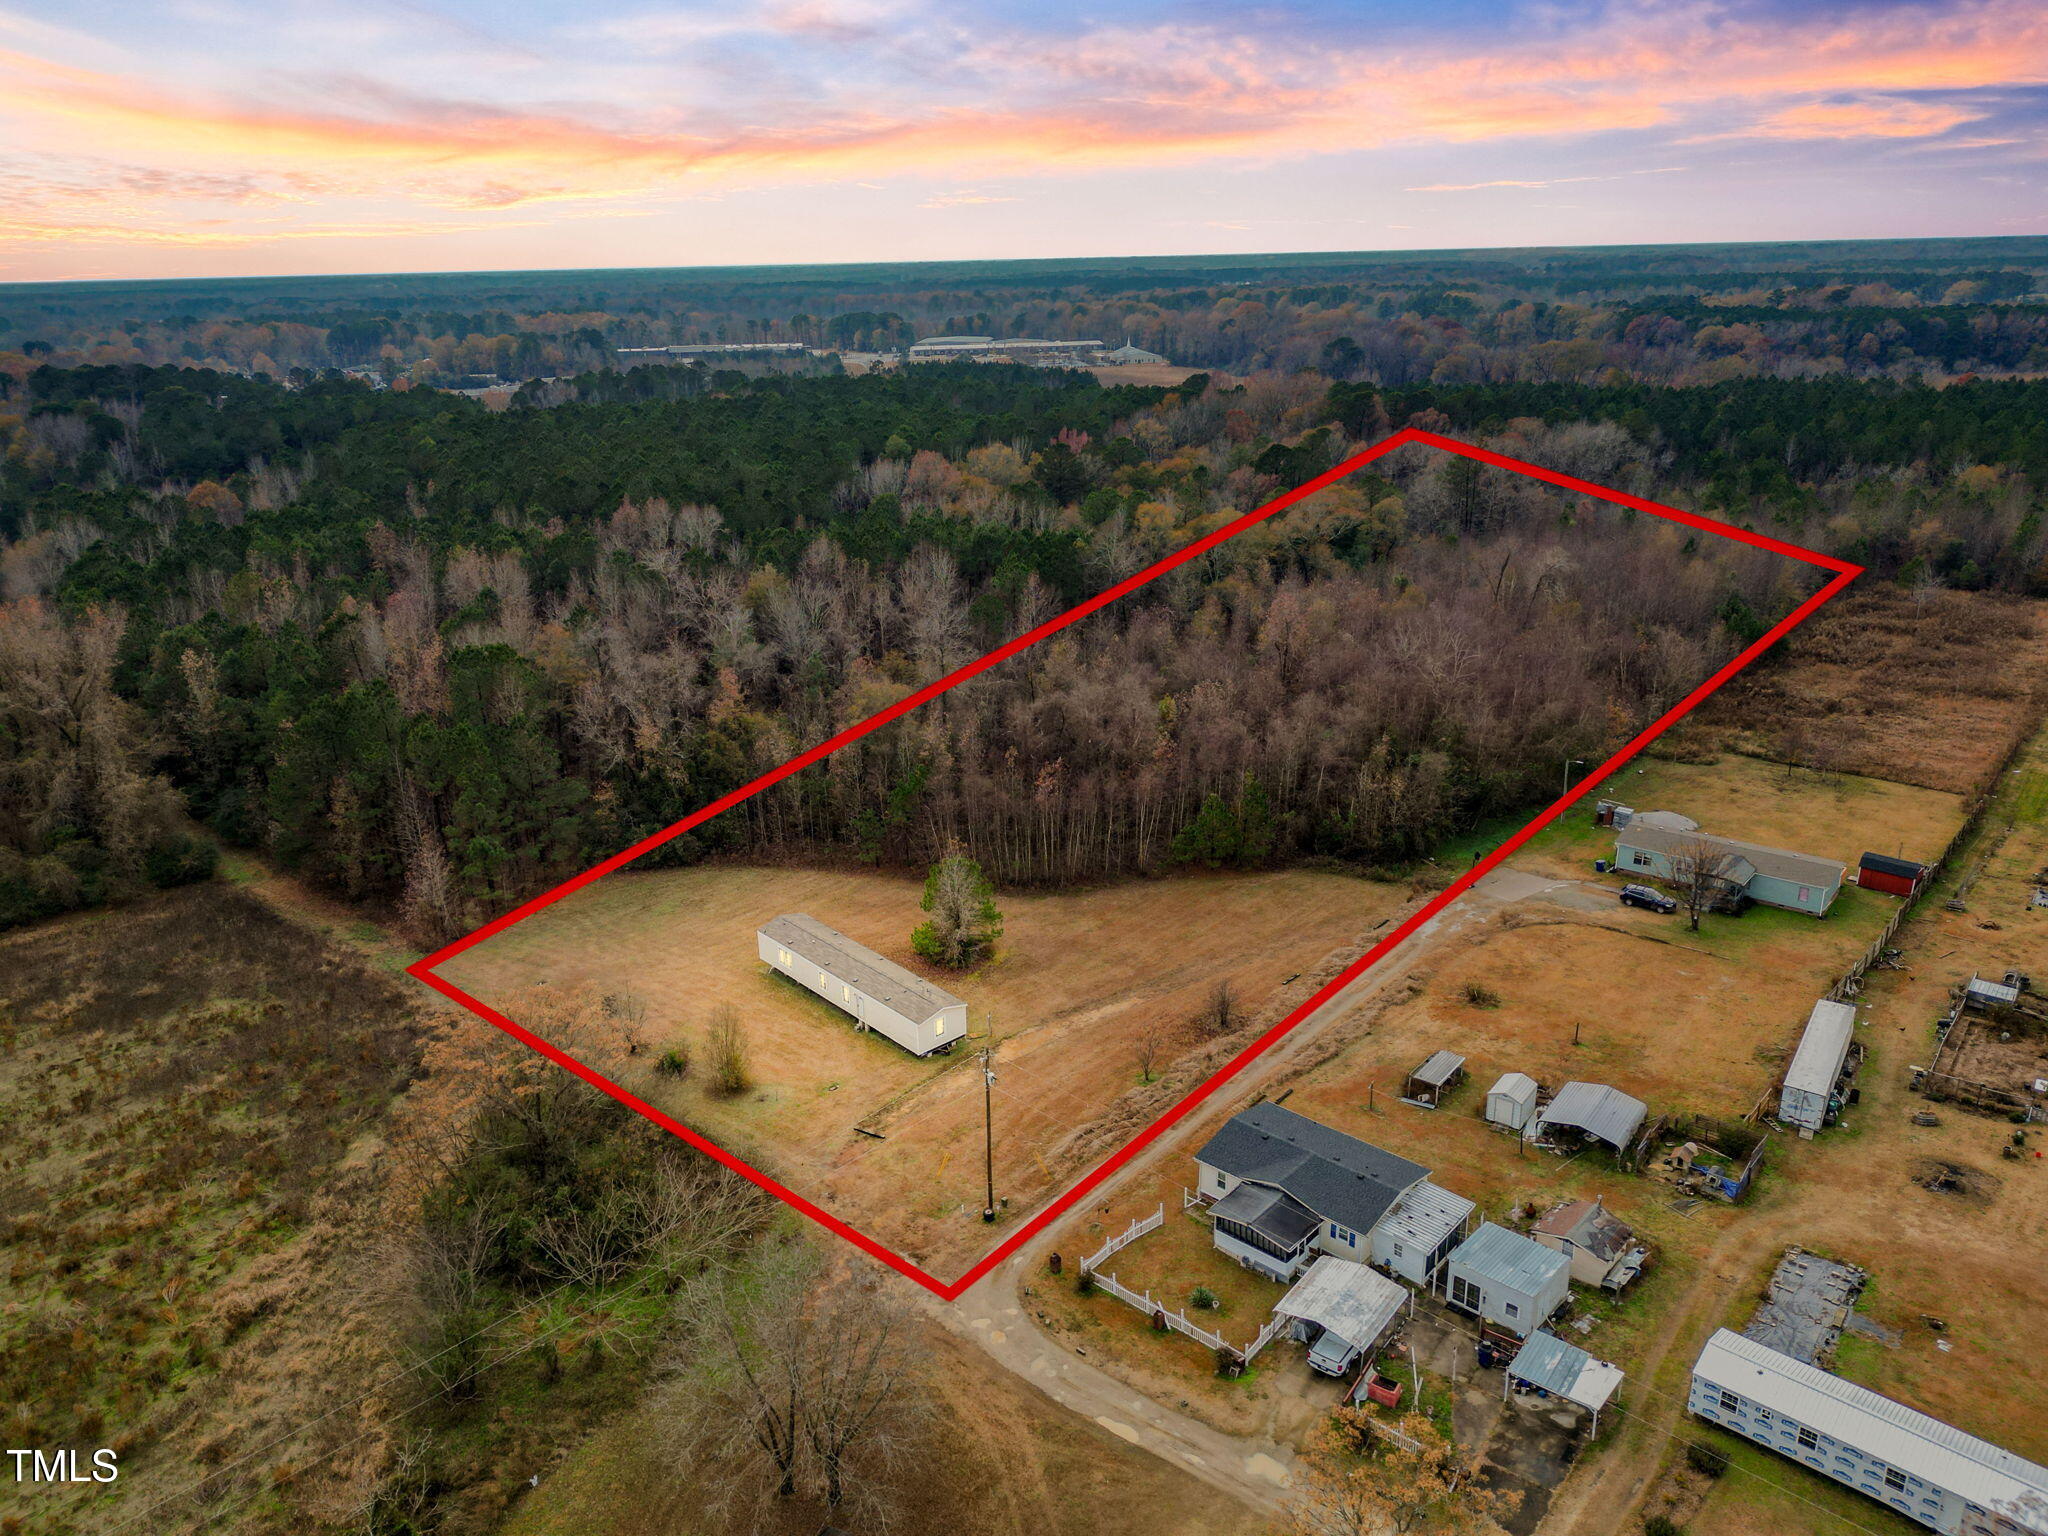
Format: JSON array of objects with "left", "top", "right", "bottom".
[
  {"left": 1781, "top": 999, "right": 1858, "bottom": 1136},
  {"left": 1274, "top": 1257, "right": 1409, "bottom": 1376},
  {"left": 1445, "top": 1222, "right": 1570, "bottom": 1339},
  {"left": 1486, "top": 1072, "right": 1540, "bottom": 1132},
  {"left": 757, "top": 914, "right": 968, "bottom": 1056},
  {"left": 1403, "top": 1049, "right": 1467, "bottom": 1109},
  {"left": 1858, "top": 851, "right": 1931, "bottom": 897},
  {"left": 1534, "top": 1081, "right": 1648, "bottom": 1154},
  {"left": 1506, "top": 1331, "right": 1625, "bottom": 1433}
]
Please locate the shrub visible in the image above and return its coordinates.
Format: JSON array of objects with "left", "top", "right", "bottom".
[
  {"left": 1685, "top": 1441, "right": 1730, "bottom": 1479},
  {"left": 1075, "top": 1269, "right": 1095, "bottom": 1296},
  {"left": 144, "top": 834, "right": 219, "bottom": 889},
  {"left": 708, "top": 1005, "right": 750, "bottom": 1097},
  {"left": 1191, "top": 1286, "right": 1219, "bottom": 1310},
  {"left": 656, "top": 1045, "right": 691, "bottom": 1078},
  {"left": 1463, "top": 982, "right": 1502, "bottom": 1009},
  {"left": 1644, "top": 1516, "right": 1685, "bottom": 1536}
]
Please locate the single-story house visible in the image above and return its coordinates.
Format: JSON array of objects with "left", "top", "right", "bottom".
[
  {"left": 1274, "top": 1256, "right": 1409, "bottom": 1377},
  {"left": 1780, "top": 998, "right": 1859, "bottom": 1136},
  {"left": 1195, "top": 1103, "right": 1471, "bottom": 1285},
  {"left": 1614, "top": 823, "right": 1846, "bottom": 917},
  {"left": 1445, "top": 1222, "right": 1570, "bottom": 1339},
  {"left": 1533, "top": 1082, "right": 1648, "bottom": 1156},
  {"left": 1858, "top": 852, "right": 1932, "bottom": 898},
  {"left": 1402, "top": 1049, "right": 1466, "bottom": 1109},
  {"left": 1532, "top": 1198, "right": 1648, "bottom": 1290},
  {"left": 1691, "top": 1328, "right": 2048, "bottom": 1536},
  {"left": 757, "top": 914, "right": 967, "bottom": 1056},
  {"left": 1486, "top": 1072, "right": 1540, "bottom": 1133},
  {"left": 1505, "top": 1331, "right": 1625, "bottom": 1434}
]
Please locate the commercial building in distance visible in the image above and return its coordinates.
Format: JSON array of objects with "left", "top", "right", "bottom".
[{"left": 757, "top": 914, "right": 967, "bottom": 1057}]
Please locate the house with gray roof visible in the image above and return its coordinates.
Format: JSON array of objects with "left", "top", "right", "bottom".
[
  {"left": 757, "top": 914, "right": 967, "bottom": 1057},
  {"left": 1615, "top": 821, "right": 1845, "bottom": 916},
  {"left": 1194, "top": 1102, "right": 1472, "bottom": 1284}
]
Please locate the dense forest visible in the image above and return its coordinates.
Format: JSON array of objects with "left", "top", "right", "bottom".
[
  {"left": 7, "top": 243, "right": 2048, "bottom": 943},
  {"left": 2, "top": 237, "right": 2043, "bottom": 386}
]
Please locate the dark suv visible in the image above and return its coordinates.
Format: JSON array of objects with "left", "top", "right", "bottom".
[{"left": 1620, "top": 883, "right": 1678, "bottom": 914}]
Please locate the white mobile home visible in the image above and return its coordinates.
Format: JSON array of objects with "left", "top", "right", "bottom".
[
  {"left": 1444, "top": 1222, "right": 1570, "bottom": 1339},
  {"left": 757, "top": 914, "right": 967, "bottom": 1057},
  {"left": 1691, "top": 1329, "right": 2048, "bottom": 1536},
  {"left": 1781, "top": 999, "right": 1858, "bottom": 1136}
]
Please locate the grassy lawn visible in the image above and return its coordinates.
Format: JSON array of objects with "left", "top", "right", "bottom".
[{"left": 1683, "top": 1430, "right": 1926, "bottom": 1536}]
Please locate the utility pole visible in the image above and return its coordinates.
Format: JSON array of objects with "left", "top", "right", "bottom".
[
  {"left": 981, "top": 1046, "right": 997, "bottom": 1223},
  {"left": 1563, "top": 757, "right": 1588, "bottom": 798}
]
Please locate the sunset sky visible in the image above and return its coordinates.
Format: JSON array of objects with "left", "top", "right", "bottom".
[{"left": 2, "top": 0, "right": 2045, "bottom": 281}]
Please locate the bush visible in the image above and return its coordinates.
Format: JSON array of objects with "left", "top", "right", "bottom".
[
  {"left": 1644, "top": 1516, "right": 1685, "bottom": 1536},
  {"left": 1191, "top": 1286, "right": 1219, "bottom": 1310},
  {"left": 1685, "top": 1441, "right": 1730, "bottom": 1479},
  {"left": 144, "top": 833, "right": 219, "bottom": 889},
  {"left": 707, "top": 1005, "right": 750, "bottom": 1097},
  {"left": 1075, "top": 1269, "right": 1095, "bottom": 1296},
  {"left": 1463, "top": 982, "right": 1502, "bottom": 1008},
  {"left": 656, "top": 1045, "right": 691, "bottom": 1077}
]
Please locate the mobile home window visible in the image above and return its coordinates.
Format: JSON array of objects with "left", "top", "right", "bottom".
[
  {"left": 1797, "top": 1426, "right": 1818, "bottom": 1450},
  {"left": 1717, "top": 1390, "right": 1740, "bottom": 1414},
  {"left": 1884, "top": 1468, "right": 1906, "bottom": 1492},
  {"left": 843, "top": 986, "right": 854, "bottom": 1003},
  {"left": 1631, "top": 852, "right": 1652, "bottom": 868},
  {"left": 778, "top": 949, "right": 791, "bottom": 964},
  {"left": 1503, "top": 1301, "right": 1519, "bottom": 1319},
  {"left": 1450, "top": 1276, "right": 1480, "bottom": 1310}
]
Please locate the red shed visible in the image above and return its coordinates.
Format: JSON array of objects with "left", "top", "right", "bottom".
[{"left": 1857, "top": 851, "right": 1930, "bottom": 897}]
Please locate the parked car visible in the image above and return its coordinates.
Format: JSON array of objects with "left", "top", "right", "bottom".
[{"left": 1620, "top": 883, "right": 1678, "bottom": 914}]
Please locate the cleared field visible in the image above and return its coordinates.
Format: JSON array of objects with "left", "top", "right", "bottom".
[
  {"left": 1686, "top": 588, "right": 2048, "bottom": 794},
  {"left": 1519, "top": 752, "right": 1964, "bottom": 886},
  {"left": 438, "top": 862, "right": 1403, "bottom": 1276}
]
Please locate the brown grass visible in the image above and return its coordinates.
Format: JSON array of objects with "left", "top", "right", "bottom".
[
  {"left": 438, "top": 863, "right": 1404, "bottom": 1277},
  {"left": 1688, "top": 588, "right": 2048, "bottom": 794}
]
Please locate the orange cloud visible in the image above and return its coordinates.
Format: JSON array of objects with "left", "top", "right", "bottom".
[{"left": 1745, "top": 98, "right": 1984, "bottom": 140}]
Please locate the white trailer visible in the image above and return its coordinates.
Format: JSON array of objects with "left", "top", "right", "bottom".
[{"left": 757, "top": 913, "right": 967, "bottom": 1057}]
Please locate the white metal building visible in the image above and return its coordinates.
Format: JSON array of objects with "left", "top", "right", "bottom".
[
  {"left": 1781, "top": 999, "right": 1858, "bottom": 1135},
  {"left": 1534, "top": 1081, "right": 1648, "bottom": 1154},
  {"left": 1486, "top": 1072, "right": 1540, "bottom": 1132},
  {"left": 1444, "top": 1222, "right": 1570, "bottom": 1339},
  {"left": 1691, "top": 1328, "right": 2048, "bottom": 1536},
  {"left": 757, "top": 913, "right": 967, "bottom": 1056}
]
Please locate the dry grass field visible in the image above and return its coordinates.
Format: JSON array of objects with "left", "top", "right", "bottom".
[
  {"left": 1685, "top": 588, "right": 2048, "bottom": 793},
  {"left": 436, "top": 863, "right": 1405, "bottom": 1276}
]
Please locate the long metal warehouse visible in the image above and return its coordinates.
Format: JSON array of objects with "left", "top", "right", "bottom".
[{"left": 757, "top": 914, "right": 968, "bottom": 1057}]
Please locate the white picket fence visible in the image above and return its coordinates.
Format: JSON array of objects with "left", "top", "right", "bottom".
[
  {"left": 1079, "top": 1202, "right": 1293, "bottom": 1361},
  {"left": 1083, "top": 1205, "right": 1164, "bottom": 1271}
]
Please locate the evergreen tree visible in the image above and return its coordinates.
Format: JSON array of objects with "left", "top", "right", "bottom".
[{"left": 911, "top": 846, "right": 1003, "bottom": 969}]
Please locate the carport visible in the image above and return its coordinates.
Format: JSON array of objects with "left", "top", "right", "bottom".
[
  {"left": 1503, "top": 1331, "right": 1624, "bottom": 1435},
  {"left": 1273, "top": 1256, "right": 1409, "bottom": 1378},
  {"left": 1533, "top": 1081, "right": 1646, "bottom": 1155}
]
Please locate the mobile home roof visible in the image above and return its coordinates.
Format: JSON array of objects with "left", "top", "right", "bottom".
[
  {"left": 1784, "top": 999, "right": 1857, "bottom": 1100},
  {"left": 1450, "top": 1221, "right": 1568, "bottom": 1295},
  {"left": 759, "top": 914, "right": 964, "bottom": 1023},
  {"left": 1695, "top": 1329, "right": 2048, "bottom": 1518}
]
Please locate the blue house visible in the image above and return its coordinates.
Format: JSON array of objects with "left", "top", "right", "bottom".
[{"left": 1614, "top": 823, "right": 1845, "bottom": 917}]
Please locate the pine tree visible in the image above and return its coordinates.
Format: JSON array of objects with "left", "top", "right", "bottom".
[{"left": 911, "top": 846, "right": 1004, "bottom": 969}]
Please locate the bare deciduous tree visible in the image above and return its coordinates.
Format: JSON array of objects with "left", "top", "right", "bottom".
[
  {"left": 709, "top": 1003, "right": 751, "bottom": 1097},
  {"left": 1197, "top": 978, "right": 1241, "bottom": 1036},
  {"left": 1670, "top": 834, "right": 1745, "bottom": 932},
  {"left": 1287, "top": 1408, "right": 1519, "bottom": 1536},
  {"left": 665, "top": 1247, "right": 931, "bottom": 1530}
]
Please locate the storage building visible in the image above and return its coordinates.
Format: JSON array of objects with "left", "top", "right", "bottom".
[
  {"left": 1859, "top": 852, "right": 1932, "bottom": 898},
  {"left": 1691, "top": 1328, "right": 2048, "bottom": 1535},
  {"left": 1444, "top": 1222, "right": 1570, "bottom": 1339},
  {"left": 1532, "top": 1197, "right": 1647, "bottom": 1290},
  {"left": 1486, "top": 1072, "right": 1540, "bottom": 1132},
  {"left": 757, "top": 914, "right": 967, "bottom": 1057},
  {"left": 1781, "top": 999, "right": 1859, "bottom": 1136}
]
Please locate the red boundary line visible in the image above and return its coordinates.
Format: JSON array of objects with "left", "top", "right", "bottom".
[{"left": 408, "top": 426, "right": 1861, "bottom": 1300}]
